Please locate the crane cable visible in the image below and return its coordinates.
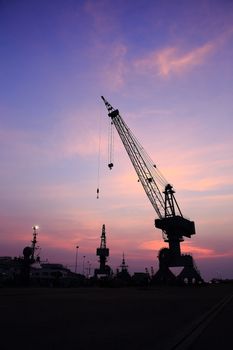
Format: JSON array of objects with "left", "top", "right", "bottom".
[
  {"left": 130, "top": 130, "right": 168, "bottom": 188},
  {"left": 96, "top": 107, "right": 102, "bottom": 199},
  {"left": 108, "top": 119, "right": 114, "bottom": 170}
]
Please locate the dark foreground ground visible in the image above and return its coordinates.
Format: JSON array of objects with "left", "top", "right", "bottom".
[{"left": 0, "top": 284, "right": 232, "bottom": 350}]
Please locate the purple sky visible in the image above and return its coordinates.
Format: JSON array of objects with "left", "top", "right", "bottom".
[{"left": 0, "top": 0, "right": 233, "bottom": 281}]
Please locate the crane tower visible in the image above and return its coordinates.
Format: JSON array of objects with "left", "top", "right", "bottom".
[
  {"left": 94, "top": 224, "right": 112, "bottom": 278},
  {"left": 101, "top": 96, "right": 203, "bottom": 284}
]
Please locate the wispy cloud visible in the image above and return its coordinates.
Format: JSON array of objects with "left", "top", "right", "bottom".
[
  {"left": 134, "top": 29, "right": 233, "bottom": 77},
  {"left": 105, "top": 43, "right": 127, "bottom": 89},
  {"left": 0, "top": 111, "right": 106, "bottom": 163},
  {"left": 135, "top": 42, "right": 215, "bottom": 77},
  {"left": 140, "top": 240, "right": 233, "bottom": 259},
  {"left": 84, "top": 0, "right": 115, "bottom": 36}
]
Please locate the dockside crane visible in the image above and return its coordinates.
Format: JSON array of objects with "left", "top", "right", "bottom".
[
  {"left": 94, "top": 224, "right": 112, "bottom": 279},
  {"left": 101, "top": 96, "right": 203, "bottom": 284}
]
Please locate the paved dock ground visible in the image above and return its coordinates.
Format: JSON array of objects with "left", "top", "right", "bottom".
[{"left": 0, "top": 284, "right": 232, "bottom": 350}]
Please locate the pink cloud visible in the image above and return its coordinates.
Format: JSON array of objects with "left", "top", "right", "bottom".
[
  {"left": 58, "top": 130, "right": 102, "bottom": 157},
  {"left": 145, "top": 140, "right": 233, "bottom": 193},
  {"left": 140, "top": 239, "right": 233, "bottom": 259},
  {"left": 140, "top": 240, "right": 165, "bottom": 251},
  {"left": 103, "top": 141, "right": 233, "bottom": 202},
  {"left": 134, "top": 29, "right": 233, "bottom": 77},
  {"left": 135, "top": 42, "right": 215, "bottom": 77}
]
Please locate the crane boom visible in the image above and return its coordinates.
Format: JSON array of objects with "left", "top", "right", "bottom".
[
  {"left": 102, "top": 96, "right": 181, "bottom": 219},
  {"left": 102, "top": 96, "right": 166, "bottom": 219}
]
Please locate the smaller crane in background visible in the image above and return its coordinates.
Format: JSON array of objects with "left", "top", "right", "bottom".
[
  {"left": 94, "top": 224, "right": 112, "bottom": 279},
  {"left": 31, "top": 225, "right": 40, "bottom": 262}
]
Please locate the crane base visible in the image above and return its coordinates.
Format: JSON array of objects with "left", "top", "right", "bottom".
[
  {"left": 152, "top": 265, "right": 203, "bottom": 285},
  {"left": 151, "top": 266, "right": 176, "bottom": 285},
  {"left": 177, "top": 265, "right": 204, "bottom": 284},
  {"left": 152, "top": 248, "right": 204, "bottom": 285}
]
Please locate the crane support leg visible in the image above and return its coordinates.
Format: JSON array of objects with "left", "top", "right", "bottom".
[{"left": 152, "top": 246, "right": 203, "bottom": 285}]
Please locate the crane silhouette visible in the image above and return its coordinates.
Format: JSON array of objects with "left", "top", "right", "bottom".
[{"left": 101, "top": 96, "right": 203, "bottom": 284}]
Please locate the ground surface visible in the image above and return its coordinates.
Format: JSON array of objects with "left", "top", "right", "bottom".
[{"left": 0, "top": 284, "right": 232, "bottom": 350}]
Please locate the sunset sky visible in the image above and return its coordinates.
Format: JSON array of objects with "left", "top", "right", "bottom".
[{"left": 0, "top": 0, "right": 232, "bottom": 280}]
